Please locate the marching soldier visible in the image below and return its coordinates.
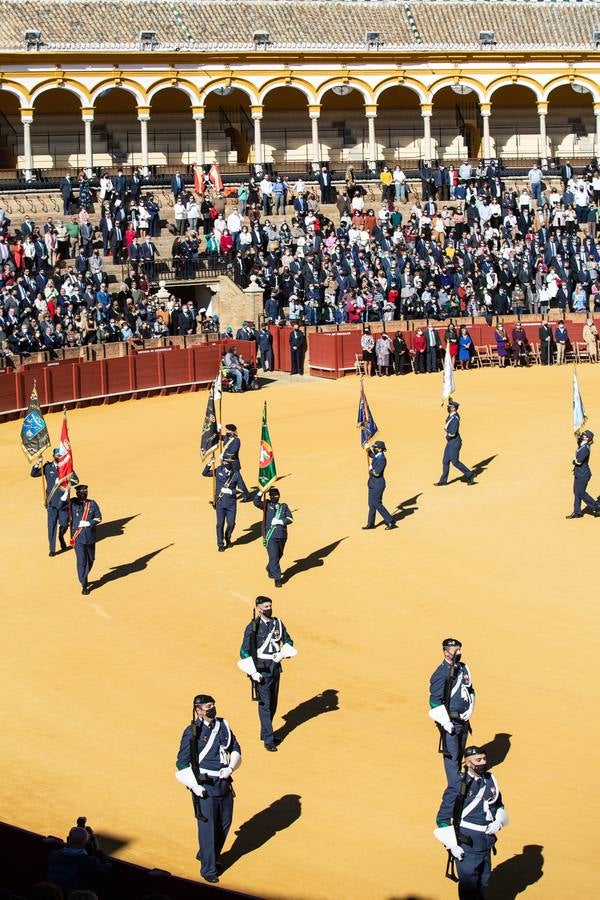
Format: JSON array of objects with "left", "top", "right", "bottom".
[
  {"left": 435, "top": 400, "right": 475, "bottom": 486},
  {"left": 253, "top": 487, "right": 293, "bottom": 587},
  {"left": 238, "top": 596, "right": 297, "bottom": 751},
  {"left": 30, "top": 448, "right": 78, "bottom": 556},
  {"left": 434, "top": 746, "right": 509, "bottom": 898},
  {"left": 70, "top": 484, "right": 102, "bottom": 595},
  {"left": 202, "top": 457, "right": 242, "bottom": 551},
  {"left": 221, "top": 423, "right": 253, "bottom": 501},
  {"left": 429, "top": 638, "right": 475, "bottom": 784},
  {"left": 567, "top": 429, "right": 600, "bottom": 519},
  {"left": 363, "top": 440, "right": 397, "bottom": 530},
  {"left": 175, "top": 693, "right": 242, "bottom": 884}
]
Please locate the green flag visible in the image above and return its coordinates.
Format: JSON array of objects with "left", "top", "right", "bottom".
[
  {"left": 20, "top": 381, "right": 51, "bottom": 461},
  {"left": 258, "top": 402, "right": 277, "bottom": 492},
  {"left": 200, "top": 384, "right": 219, "bottom": 459}
]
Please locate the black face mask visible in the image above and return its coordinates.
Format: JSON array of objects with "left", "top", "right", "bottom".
[
  {"left": 472, "top": 764, "right": 487, "bottom": 776},
  {"left": 260, "top": 608, "right": 272, "bottom": 618},
  {"left": 205, "top": 708, "right": 217, "bottom": 720}
]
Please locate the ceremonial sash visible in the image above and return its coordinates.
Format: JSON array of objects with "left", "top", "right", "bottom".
[{"left": 70, "top": 500, "right": 90, "bottom": 546}]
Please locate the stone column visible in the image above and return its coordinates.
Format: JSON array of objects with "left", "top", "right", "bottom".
[
  {"left": 537, "top": 101, "right": 549, "bottom": 159},
  {"left": 192, "top": 105, "right": 205, "bottom": 167},
  {"left": 420, "top": 103, "right": 432, "bottom": 161},
  {"left": 308, "top": 103, "right": 321, "bottom": 169},
  {"left": 137, "top": 105, "right": 150, "bottom": 176},
  {"left": 480, "top": 102, "right": 492, "bottom": 160},
  {"left": 20, "top": 108, "right": 33, "bottom": 180},
  {"left": 594, "top": 103, "right": 600, "bottom": 160},
  {"left": 251, "top": 104, "right": 263, "bottom": 166},
  {"left": 365, "top": 103, "right": 377, "bottom": 169},
  {"left": 81, "top": 106, "right": 94, "bottom": 177}
]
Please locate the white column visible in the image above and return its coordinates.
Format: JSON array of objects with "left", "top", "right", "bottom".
[
  {"left": 82, "top": 110, "right": 94, "bottom": 177},
  {"left": 194, "top": 115, "right": 204, "bottom": 167},
  {"left": 253, "top": 115, "right": 262, "bottom": 165},
  {"left": 365, "top": 104, "right": 377, "bottom": 169},
  {"left": 311, "top": 115, "right": 320, "bottom": 164},
  {"left": 537, "top": 102, "right": 548, "bottom": 160},
  {"left": 20, "top": 109, "right": 33, "bottom": 181},
  {"left": 594, "top": 104, "right": 600, "bottom": 160},
  {"left": 137, "top": 106, "right": 150, "bottom": 176},
  {"left": 480, "top": 103, "right": 491, "bottom": 160},
  {"left": 421, "top": 104, "right": 432, "bottom": 162}
]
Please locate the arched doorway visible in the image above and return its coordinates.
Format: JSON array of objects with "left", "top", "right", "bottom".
[
  {"left": 149, "top": 87, "right": 193, "bottom": 172},
  {"left": 376, "top": 86, "right": 421, "bottom": 164},
  {"left": 488, "top": 84, "right": 539, "bottom": 165},
  {"left": 32, "top": 88, "right": 83, "bottom": 174},
  {"left": 93, "top": 88, "right": 139, "bottom": 172},
  {"left": 0, "top": 91, "right": 20, "bottom": 170},
  {"left": 547, "top": 84, "right": 595, "bottom": 162},
  {"left": 320, "top": 87, "right": 366, "bottom": 170},
  {"left": 204, "top": 88, "right": 253, "bottom": 166},
  {"left": 432, "top": 86, "right": 482, "bottom": 162},
  {"left": 261, "top": 87, "right": 310, "bottom": 170}
]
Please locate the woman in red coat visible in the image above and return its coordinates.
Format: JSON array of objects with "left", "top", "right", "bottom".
[
  {"left": 12, "top": 240, "right": 24, "bottom": 272},
  {"left": 413, "top": 327, "right": 426, "bottom": 374},
  {"left": 219, "top": 229, "right": 234, "bottom": 256}
]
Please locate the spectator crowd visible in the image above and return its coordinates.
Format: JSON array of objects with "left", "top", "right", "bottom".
[{"left": 3, "top": 158, "right": 600, "bottom": 361}]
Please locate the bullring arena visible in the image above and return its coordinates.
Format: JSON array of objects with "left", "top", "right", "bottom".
[{"left": 2, "top": 1, "right": 600, "bottom": 899}]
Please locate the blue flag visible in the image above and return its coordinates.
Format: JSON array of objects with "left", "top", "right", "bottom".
[
  {"left": 20, "top": 382, "right": 50, "bottom": 461},
  {"left": 357, "top": 382, "right": 378, "bottom": 448}
]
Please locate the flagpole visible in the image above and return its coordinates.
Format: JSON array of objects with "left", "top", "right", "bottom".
[
  {"left": 360, "top": 379, "right": 371, "bottom": 473},
  {"left": 37, "top": 381, "right": 47, "bottom": 509}
]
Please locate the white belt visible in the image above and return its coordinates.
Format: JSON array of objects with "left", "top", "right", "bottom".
[
  {"left": 460, "top": 821, "right": 487, "bottom": 832},
  {"left": 257, "top": 651, "right": 277, "bottom": 660},
  {"left": 221, "top": 488, "right": 232, "bottom": 494},
  {"left": 199, "top": 767, "right": 222, "bottom": 777}
]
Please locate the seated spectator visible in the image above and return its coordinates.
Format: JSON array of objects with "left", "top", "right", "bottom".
[{"left": 46, "top": 826, "right": 110, "bottom": 899}]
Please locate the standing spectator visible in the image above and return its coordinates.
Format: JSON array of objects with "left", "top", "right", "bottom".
[
  {"left": 539, "top": 319, "right": 554, "bottom": 365},
  {"left": 174, "top": 197, "right": 187, "bottom": 235},
  {"left": 375, "top": 332, "right": 391, "bottom": 376},
  {"left": 272, "top": 175, "right": 287, "bottom": 215},
  {"left": 527, "top": 163, "right": 543, "bottom": 203},
  {"left": 424, "top": 322, "right": 441, "bottom": 373},
  {"left": 360, "top": 325, "right": 375, "bottom": 376},
  {"left": 59, "top": 174, "right": 73, "bottom": 215},
  {"left": 583, "top": 317, "right": 599, "bottom": 362},
  {"left": 413, "top": 326, "right": 426, "bottom": 373},
  {"left": 511, "top": 321, "right": 529, "bottom": 366},
  {"left": 555, "top": 319, "right": 569, "bottom": 364},
  {"left": 494, "top": 322, "right": 510, "bottom": 367},
  {"left": 171, "top": 171, "right": 185, "bottom": 197},
  {"left": 317, "top": 165, "right": 332, "bottom": 204},
  {"left": 260, "top": 173, "right": 273, "bottom": 214},
  {"left": 458, "top": 325, "right": 473, "bottom": 370},
  {"left": 289, "top": 321, "right": 306, "bottom": 375},
  {"left": 393, "top": 165, "right": 407, "bottom": 202}
]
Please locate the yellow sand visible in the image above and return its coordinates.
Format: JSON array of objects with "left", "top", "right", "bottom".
[{"left": 1, "top": 366, "right": 599, "bottom": 900}]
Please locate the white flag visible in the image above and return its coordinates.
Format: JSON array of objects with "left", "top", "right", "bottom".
[
  {"left": 442, "top": 347, "right": 455, "bottom": 402},
  {"left": 573, "top": 367, "right": 587, "bottom": 433}
]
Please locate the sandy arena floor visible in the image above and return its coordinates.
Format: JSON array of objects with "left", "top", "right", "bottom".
[{"left": 1, "top": 365, "right": 599, "bottom": 900}]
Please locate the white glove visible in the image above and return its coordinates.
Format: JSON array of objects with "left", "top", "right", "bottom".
[
  {"left": 218, "top": 766, "right": 232, "bottom": 779},
  {"left": 251, "top": 672, "right": 263, "bottom": 682},
  {"left": 272, "top": 651, "right": 283, "bottom": 663},
  {"left": 486, "top": 820, "right": 503, "bottom": 835},
  {"left": 79, "top": 521, "right": 90, "bottom": 528},
  {"left": 221, "top": 488, "right": 232, "bottom": 494},
  {"left": 450, "top": 846, "right": 464, "bottom": 861},
  {"left": 443, "top": 721, "right": 454, "bottom": 734},
  {"left": 271, "top": 518, "right": 284, "bottom": 525},
  {"left": 191, "top": 784, "right": 206, "bottom": 798}
]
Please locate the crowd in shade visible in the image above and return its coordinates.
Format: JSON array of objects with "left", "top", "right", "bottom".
[{"left": 2, "top": 159, "right": 600, "bottom": 359}]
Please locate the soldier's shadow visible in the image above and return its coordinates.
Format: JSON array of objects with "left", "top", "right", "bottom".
[
  {"left": 232, "top": 520, "right": 263, "bottom": 547},
  {"left": 218, "top": 794, "right": 301, "bottom": 873},
  {"left": 282, "top": 538, "right": 346, "bottom": 583},
  {"left": 390, "top": 493, "right": 422, "bottom": 525},
  {"left": 485, "top": 844, "right": 544, "bottom": 899},
  {"left": 96, "top": 514, "right": 139, "bottom": 542},
  {"left": 273, "top": 689, "right": 339, "bottom": 745},
  {"left": 447, "top": 455, "right": 497, "bottom": 485},
  {"left": 481, "top": 732, "right": 512, "bottom": 769},
  {"left": 91, "top": 544, "right": 173, "bottom": 591}
]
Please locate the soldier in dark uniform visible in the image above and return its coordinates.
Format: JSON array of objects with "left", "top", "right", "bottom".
[
  {"left": 202, "top": 457, "right": 242, "bottom": 550},
  {"left": 434, "top": 746, "right": 509, "bottom": 898},
  {"left": 435, "top": 400, "right": 475, "bottom": 486},
  {"left": 238, "top": 596, "right": 297, "bottom": 751},
  {"left": 175, "top": 693, "right": 241, "bottom": 884},
  {"left": 30, "top": 448, "right": 78, "bottom": 556},
  {"left": 567, "top": 429, "right": 600, "bottom": 518},
  {"left": 258, "top": 325, "right": 274, "bottom": 371},
  {"left": 539, "top": 319, "right": 554, "bottom": 365},
  {"left": 363, "top": 440, "right": 397, "bottom": 530},
  {"left": 429, "top": 638, "right": 475, "bottom": 784},
  {"left": 253, "top": 487, "right": 293, "bottom": 587},
  {"left": 70, "top": 484, "right": 102, "bottom": 595},
  {"left": 289, "top": 322, "right": 306, "bottom": 374},
  {"left": 221, "top": 424, "right": 252, "bottom": 501}
]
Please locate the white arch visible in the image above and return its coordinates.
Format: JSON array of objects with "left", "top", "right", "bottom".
[
  {"left": 487, "top": 78, "right": 542, "bottom": 104},
  {"left": 147, "top": 81, "right": 198, "bottom": 105},
  {"left": 374, "top": 80, "right": 427, "bottom": 105},
  {"left": 430, "top": 79, "right": 486, "bottom": 105},
  {"left": 317, "top": 81, "right": 371, "bottom": 104},
  {"left": 0, "top": 83, "right": 29, "bottom": 107},
  {"left": 259, "top": 81, "right": 314, "bottom": 105},
  {"left": 544, "top": 78, "right": 599, "bottom": 104},
  {"left": 31, "top": 82, "right": 89, "bottom": 106},
  {"left": 90, "top": 82, "right": 145, "bottom": 106},
  {"left": 200, "top": 80, "right": 258, "bottom": 106}
]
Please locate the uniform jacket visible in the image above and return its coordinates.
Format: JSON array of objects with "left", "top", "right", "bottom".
[
  {"left": 30, "top": 461, "right": 78, "bottom": 509},
  {"left": 70, "top": 498, "right": 102, "bottom": 544},
  {"left": 573, "top": 442, "right": 592, "bottom": 480}
]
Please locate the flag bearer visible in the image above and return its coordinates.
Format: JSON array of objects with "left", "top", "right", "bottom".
[
  {"left": 435, "top": 400, "right": 475, "bottom": 486},
  {"left": 254, "top": 487, "right": 293, "bottom": 587},
  {"left": 30, "top": 448, "right": 78, "bottom": 556},
  {"left": 70, "top": 484, "right": 102, "bottom": 595}
]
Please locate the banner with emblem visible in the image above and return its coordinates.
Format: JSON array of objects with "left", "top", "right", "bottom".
[
  {"left": 573, "top": 366, "right": 587, "bottom": 434},
  {"left": 200, "top": 384, "right": 219, "bottom": 459},
  {"left": 20, "top": 382, "right": 50, "bottom": 460},
  {"left": 57, "top": 411, "right": 76, "bottom": 490},
  {"left": 442, "top": 347, "right": 455, "bottom": 403},
  {"left": 357, "top": 380, "right": 378, "bottom": 448},
  {"left": 258, "top": 402, "right": 277, "bottom": 492}
]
